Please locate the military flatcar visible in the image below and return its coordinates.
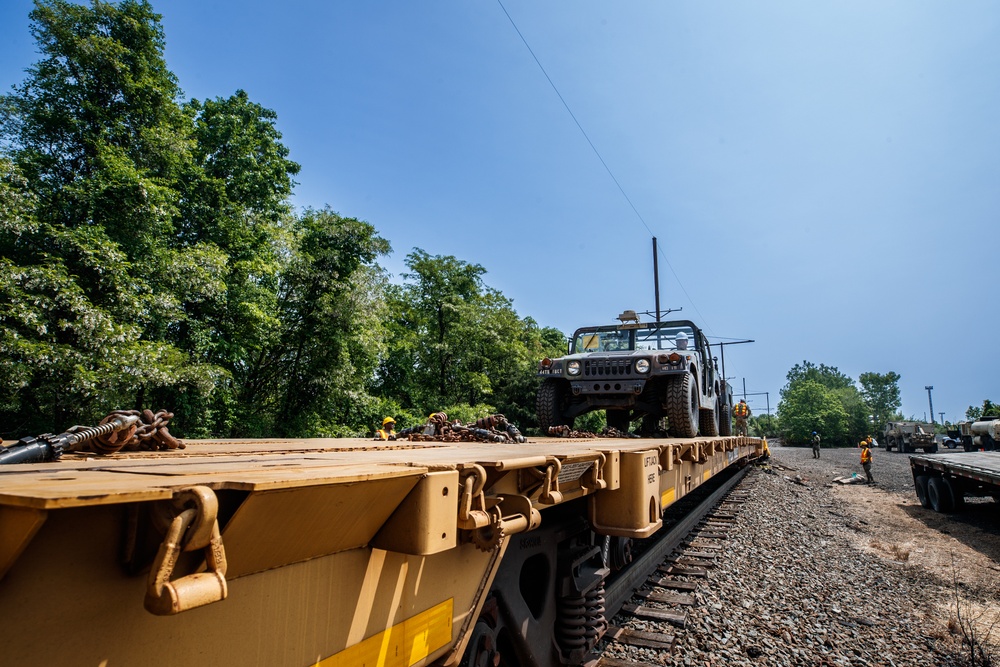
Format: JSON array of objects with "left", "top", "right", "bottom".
[{"left": 0, "top": 433, "right": 765, "bottom": 666}]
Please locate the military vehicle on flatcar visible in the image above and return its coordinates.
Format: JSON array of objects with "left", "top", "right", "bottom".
[{"left": 537, "top": 312, "right": 725, "bottom": 437}]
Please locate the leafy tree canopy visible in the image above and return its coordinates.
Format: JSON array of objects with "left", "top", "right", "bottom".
[
  {"left": 966, "top": 400, "right": 1000, "bottom": 421},
  {"left": 858, "top": 371, "right": 902, "bottom": 430}
]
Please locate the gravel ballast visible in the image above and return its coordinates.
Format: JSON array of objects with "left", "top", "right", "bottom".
[{"left": 608, "top": 442, "right": 1000, "bottom": 666}]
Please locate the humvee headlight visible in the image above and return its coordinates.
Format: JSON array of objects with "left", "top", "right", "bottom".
[
  {"left": 635, "top": 359, "right": 650, "bottom": 374},
  {"left": 567, "top": 361, "right": 581, "bottom": 376}
]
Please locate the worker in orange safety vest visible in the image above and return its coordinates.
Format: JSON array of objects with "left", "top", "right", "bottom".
[
  {"left": 860, "top": 442, "right": 874, "bottom": 483},
  {"left": 375, "top": 417, "right": 397, "bottom": 441},
  {"left": 733, "top": 399, "right": 751, "bottom": 436}
]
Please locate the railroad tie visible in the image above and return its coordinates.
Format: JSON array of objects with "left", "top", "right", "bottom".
[
  {"left": 621, "top": 603, "right": 687, "bottom": 628},
  {"left": 693, "top": 531, "right": 729, "bottom": 541},
  {"left": 658, "top": 563, "right": 709, "bottom": 577},
  {"left": 648, "top": 576, "right": 698, "bottom": 591},
  {"left": 634, "top": 588, "right": 695, "bottom": 605},
  {"left": 667, "top": 556, "right": 715, "bottom": 569},
  {"left": 590, "top": 656, "right": 665, "bottom": 667},
  {"left": 684, "top": 540, "right": 723, "bottom": 551},
  {"left": 603, "top": 625, "right": 675, "bottom": 651}
]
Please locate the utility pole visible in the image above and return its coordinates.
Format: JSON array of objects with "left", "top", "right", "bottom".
[
  {"left": 652, "top": 237, "right": 660, "bottom": 323},
  {"left": 743, "top": 378, "right": 747, "bottom": 402},
  {"left": 925, "top": 386, "right": 935, "bottom": 424},
  {"left": 939, "top": 412, "right": 945, "bottom": 425}
]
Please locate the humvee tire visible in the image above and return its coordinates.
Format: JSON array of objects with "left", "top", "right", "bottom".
[
  {"left": 537, "top": 379, "right": 573, "bottom": 432},
  {"left": 606, "top": 409, "right": 631, "bottom": 433},
  {"left": 699, "top": 403, "right": 719, "bottom": 437},
  {"left": 718, "top": 401, "right": 732, "bottom": 436},
  {"left": 665, "top": 373, "right": 699, "bottom": 437}
]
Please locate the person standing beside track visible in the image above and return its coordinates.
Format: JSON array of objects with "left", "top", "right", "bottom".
[
  {"left": 811, "top": 431, "right": 821, "bottom": 458},
  {"left": 860, "top": 441, "right": 874, "bottom": 483}
]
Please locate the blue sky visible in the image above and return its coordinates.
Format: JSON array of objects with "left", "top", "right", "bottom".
[{"left": 2, "top": 1, "right": 997, "bottom": 424}]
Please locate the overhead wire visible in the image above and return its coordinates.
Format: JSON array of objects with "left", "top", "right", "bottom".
[{"left": 496, "top": 0, "right": 711, "bottom": 331}]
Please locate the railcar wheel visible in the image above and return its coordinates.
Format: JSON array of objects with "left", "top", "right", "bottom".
[
  {"left": 914, "top": 475, "right": 931, "bottom": 508},
  {"left": 665, "top": 373, "right": 699, "bottom": 437},
  {"left": 537, "top": 379, "right": 573, "bottom": 432},
  {"left": 928, "top": 476, "right": 954, "bottom": 513},
  {"left": 461, "top": 620, "right": 500, "bottom": 667}
]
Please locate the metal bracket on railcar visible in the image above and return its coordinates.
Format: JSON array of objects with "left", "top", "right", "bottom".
[
  {"left": 144, "top": 486, "right": 228, "bottom": 616},
  {"left": 458, "top": 465, "right": 542, "bottom": 551}
]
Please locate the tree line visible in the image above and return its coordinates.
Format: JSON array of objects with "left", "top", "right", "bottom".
[
  {"left": 0, "top": 0, "right": 565, "bottom": 438},
  {"left": 764, "top": 361, "right": 996, "bottom": 445}
]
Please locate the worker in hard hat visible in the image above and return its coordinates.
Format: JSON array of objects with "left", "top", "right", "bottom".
[
  {"left": 734, "top": 398, "right": 750, "bottom": 436},
  {"left": 860, "top": 440, "right": 874, "bottom": 483},
  {"left": 675, "top": 331, "right": 689, "bottom": 350},
  {"left": 375, "top": 417, "right": 397, "bottom": 441},
  {"left": 811, "top": 431, "right": 821, "bottom": 458}
]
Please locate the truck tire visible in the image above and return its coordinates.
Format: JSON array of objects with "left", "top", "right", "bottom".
[
  {"left": 718, "top": 402, "right": 732, "bottom": 436},
  {"left": 699, "top": 402, "right": 719, "bottom": 437},
  {"left": 944, "top": 477, "right": 964, "bottom": 511},
  {"left": 537, "top": 379, "right": 573, "bottom": 433},
  {"left": 606, "top": 409, "right": 630, "bottom": 433},
  {"left": 983, "top": 434, "right": 996, "bottom": 451},
  {"left": 914, "top": 475, "right": 931, "bottom": 508},
  {"left": 928, "top": 476, "right": 954, "bottom": 513},
  {"left": 925, "top": 443, "right": 938, "bottom": 454},
  {"left": 665, "top": 373, "right": 699, "bottom": 438},
  {"left": 886, "top": 437, "right": 896, "bottom": 452}
]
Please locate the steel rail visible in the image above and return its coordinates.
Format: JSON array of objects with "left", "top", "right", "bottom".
[{"left": 604, "top": 463, "right": 751, "bottom": 620}]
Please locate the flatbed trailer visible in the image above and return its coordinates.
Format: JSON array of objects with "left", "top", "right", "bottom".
[
  {"left": 0, "top": 433, "right": 765, "bottom": 667},
  {"left": 910, "top": 451, "right": 1000, "bottom": 513}
]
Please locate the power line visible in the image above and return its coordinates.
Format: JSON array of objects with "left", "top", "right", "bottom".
[{"left": 496, "top": 0, "right": 710, "bottom": 330}]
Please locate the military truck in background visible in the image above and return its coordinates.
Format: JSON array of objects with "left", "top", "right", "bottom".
[
  {"left": 884, "top": 421, "right": 938, "bottom": 453},
  {"left": 951, "top": 417, "right": 1000, "bottom": 451},
  {"left": 536, "top": 312, "right": 726, "bottom": 437}
]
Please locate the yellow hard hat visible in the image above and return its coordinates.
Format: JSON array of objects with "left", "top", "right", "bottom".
[{"left": 382, "top": 417, "right": 396, "bottom": 426}]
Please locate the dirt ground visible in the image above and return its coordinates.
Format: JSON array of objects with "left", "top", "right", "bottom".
[{"left": 772, "top": 443, "right": 1000, "bottom": 660}]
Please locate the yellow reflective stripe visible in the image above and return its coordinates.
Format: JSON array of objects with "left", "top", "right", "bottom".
[
  {"left": 703, "top": 470, "right": 712, "bottom": 483},
  {"left": 317, "top": 598, "right": 453, "bottom": 667},
  {"left": 661, "top": 487, "right": 676, "bottom": 507}
]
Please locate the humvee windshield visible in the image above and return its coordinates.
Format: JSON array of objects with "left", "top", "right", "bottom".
[{"left": 571, "top": 324, "right": 696, "bottom": 353}]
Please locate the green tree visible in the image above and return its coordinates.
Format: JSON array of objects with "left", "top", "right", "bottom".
[
  {"left": 778, "top": 380, "right": 850, "bottom": 445},
  {"left": 777, "top": 361, "right": 869, "bottom": 446},
  {"left": 858, "top": 371, "right": 901, "bottom": 432},
  {"left": 966, "top": 400, "right": 1000, "bottom": 421},
  {"left": 750, "top": 413, "right": 779, "bottom": 438},
  {"left": 785, "top": 361, "right": 854, "bottom": 392},
  {"left": 0, "top": 1, "right": 221, "bottom": 433},
  {"left": 379, "top": 249, "right": 559, "bottom": 430}
]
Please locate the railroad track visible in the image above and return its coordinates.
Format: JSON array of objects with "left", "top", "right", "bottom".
[{"left": 590, "top": 464, "right": 753, "bottom": 666}]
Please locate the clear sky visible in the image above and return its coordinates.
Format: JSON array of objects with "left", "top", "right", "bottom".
[{"left": 1, "top": 1, "right": 997, "bottom": 424}]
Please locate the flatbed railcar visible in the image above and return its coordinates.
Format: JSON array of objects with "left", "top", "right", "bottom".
[
  {"left": 0, "top": 433, "right": 765, "bottom": 667},
  {"left": 910, "top": 451, "right": 1000, "bottom": 513}
]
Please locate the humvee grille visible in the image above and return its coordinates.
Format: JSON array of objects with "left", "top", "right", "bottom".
[{"left": 584, "top": 359, "right": 634, "bottom": 377}]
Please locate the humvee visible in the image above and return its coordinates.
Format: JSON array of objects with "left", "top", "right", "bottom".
[{"left": 536, "top": 312, "right": 726, "bottom": 437}]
